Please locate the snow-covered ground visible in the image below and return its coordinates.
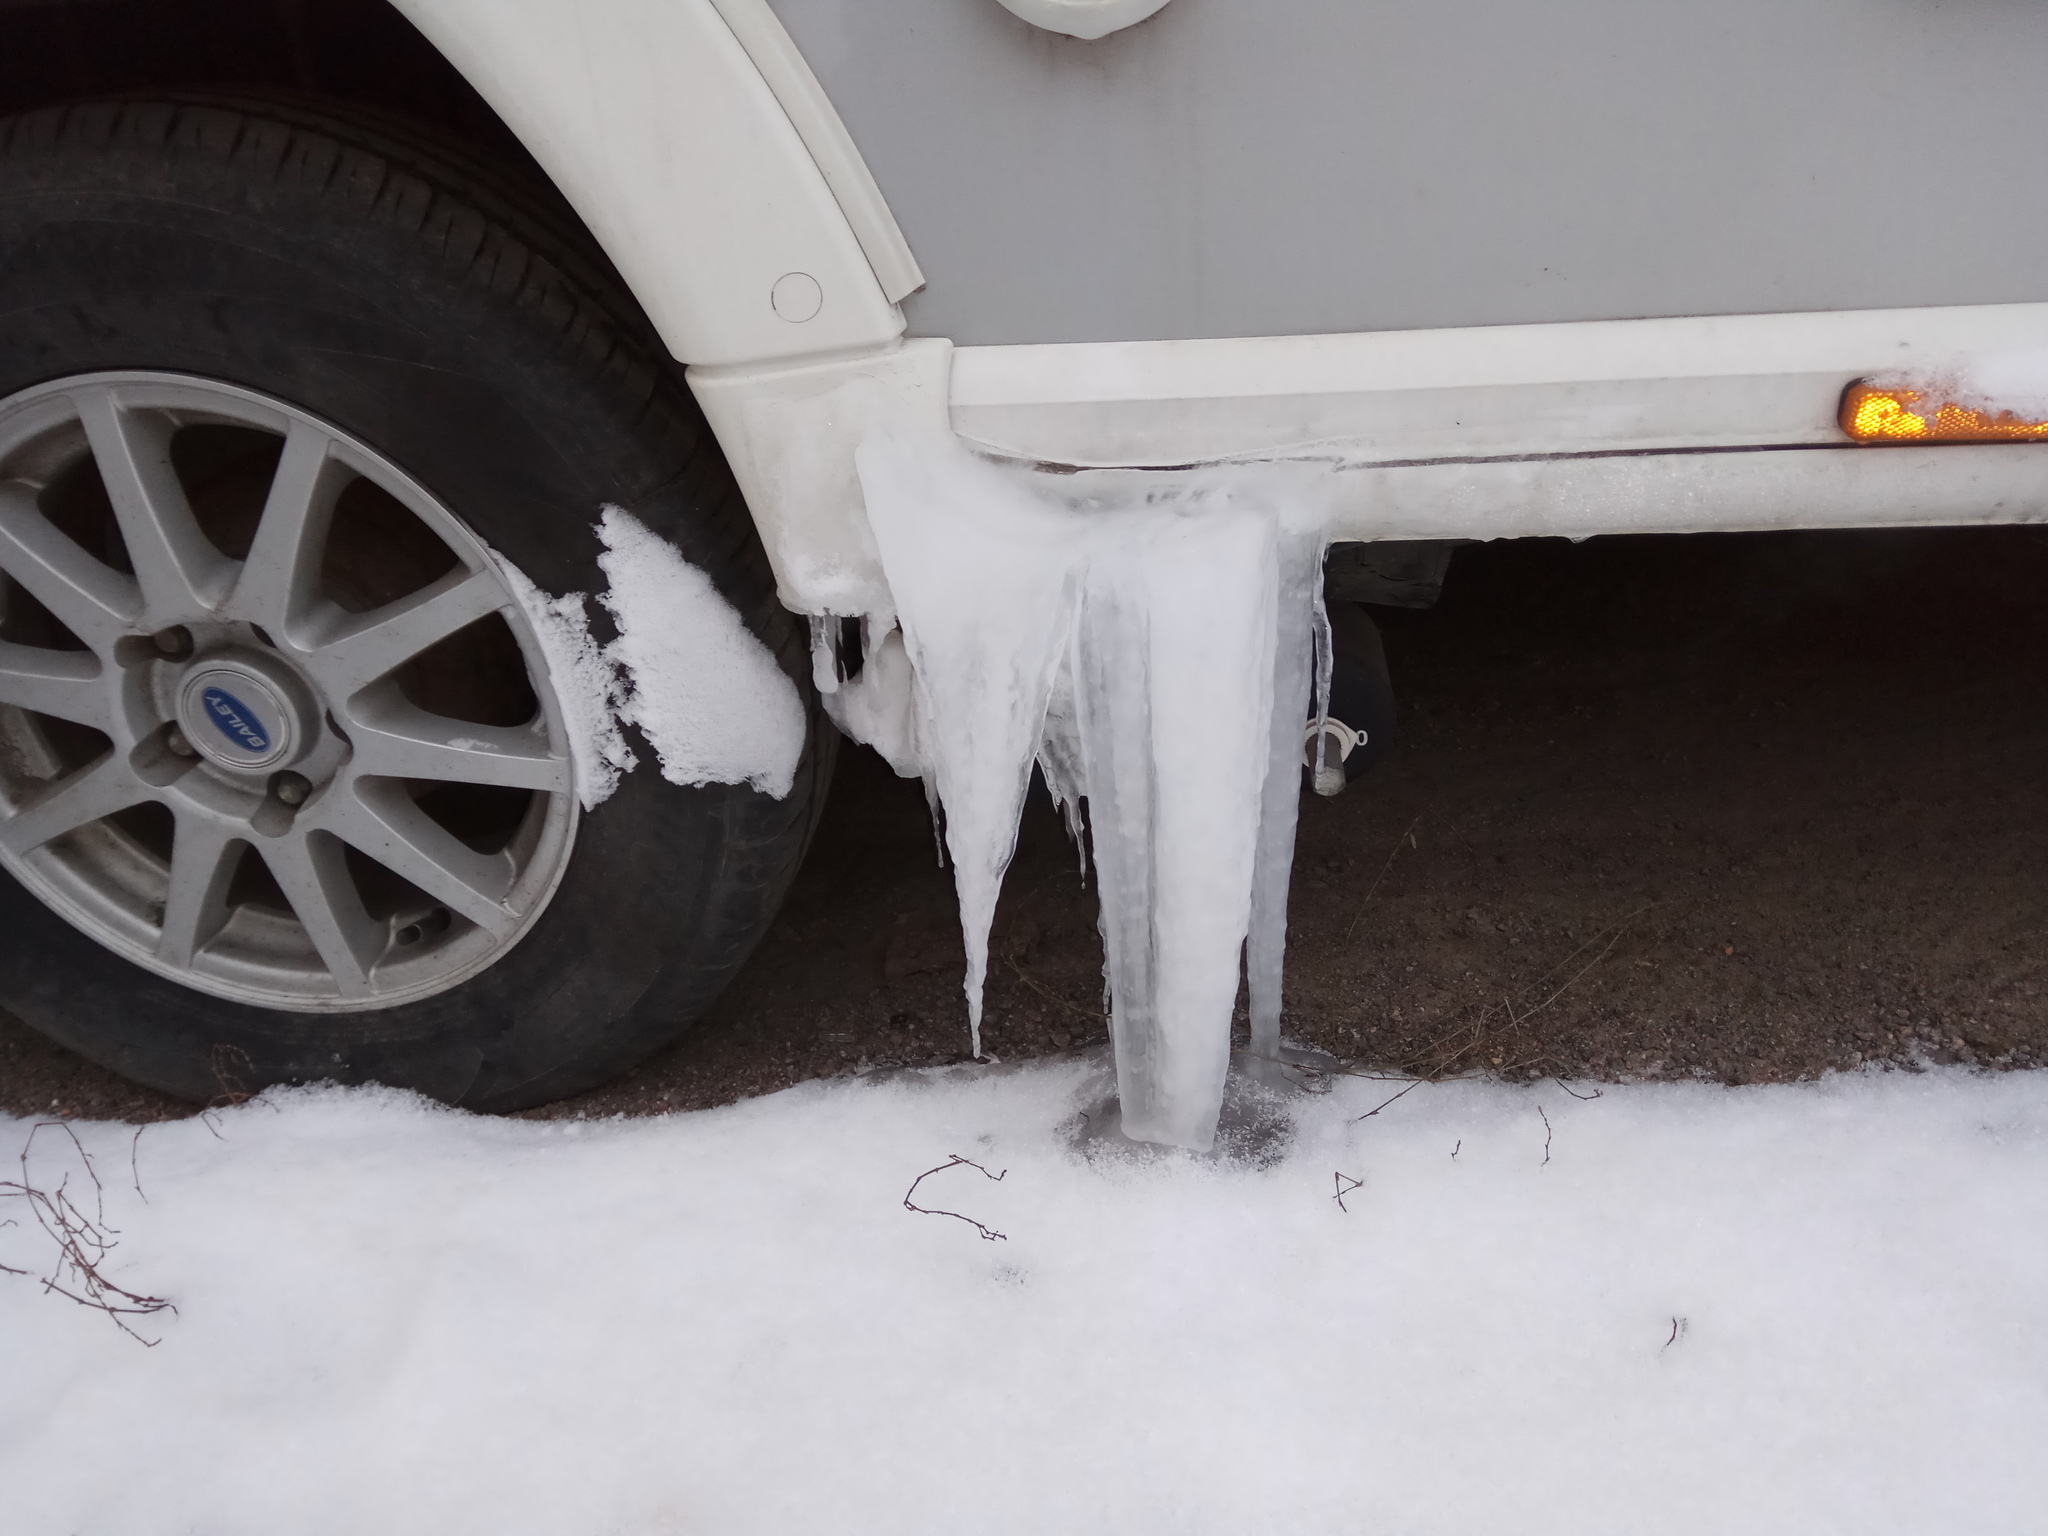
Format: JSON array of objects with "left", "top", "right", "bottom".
[{"left": 4, "top": 1059, "right": 2045, "bottom": 1535}]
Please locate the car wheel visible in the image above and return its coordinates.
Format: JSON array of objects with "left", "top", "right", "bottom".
[{"left": 0, "top": 96, "right": 830, "bottom": 1109}]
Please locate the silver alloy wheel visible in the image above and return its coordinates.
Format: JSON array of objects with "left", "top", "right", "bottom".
[{"left": 0, "top": 373, "right": 578, "bottom": 1011}]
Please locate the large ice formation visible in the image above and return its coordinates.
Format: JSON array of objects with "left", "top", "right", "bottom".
[{"left": 851, "top": 431, "right": 1334, "bottom": 1150}]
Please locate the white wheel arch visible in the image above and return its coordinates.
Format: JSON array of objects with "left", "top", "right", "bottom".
[
  {"left": 390, "top": 0, "right": 919, "bottom": 369},
  {"left": 390, "top": 0, "right": 952, "bottom": 625}
]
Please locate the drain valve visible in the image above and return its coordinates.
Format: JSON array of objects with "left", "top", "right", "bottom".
[{"left": 1303, "top": 718, "right": 1365, "bottom": 798}]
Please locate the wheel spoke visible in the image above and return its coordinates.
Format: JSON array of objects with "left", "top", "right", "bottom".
[
  {"left": 0, "top": 642, "right": 110, "bottom": 732},
  {"left": 0, "top": 753, "right": 150, "bottom": 856},
  {"left": 304, "top": 567, "right": 507, "bottom": 697},
  {"left": 229, "top": 419, "right": 346, "bottom": 635},
  {"left": 259, "top": 830, "right": 381, "bottom": 999},
  {"left": 347, "top": 697, "right": 572, "bottom": 793},
  {"left": 157, "top": 814, "right": 244, "bottom": 969},
  {"left": 73, "top": 385, "right": 234, "bottom": 624},
  {"left": 321, "top": 779, "right": 520, "bottom": 938},
  {"left": 0, "top": 483, "right": 142, "bottom": 653}
]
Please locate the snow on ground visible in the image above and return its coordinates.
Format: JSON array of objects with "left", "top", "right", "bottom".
[{"left": 4, "top": 1061, "right": 2045, "bottom": 1535}]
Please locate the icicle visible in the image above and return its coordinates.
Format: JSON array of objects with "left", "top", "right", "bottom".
[
  {"left": 857, "top": 431, "right": 1080, "bottom": 1062},
  {"left": 807, "top": 614, "right": 841, "bottom": 695},
  {"left": 1313, "top": 578, "right": 1335, "bottom": 740},
  {"left": 1304, "top": 582, "right": 1348, "bottom": 798},
  {"left": 1246, "top": 534, "right": 1326, "bottom": 1079},
  {"left": 818, "top": 625, "right": 924, "bottom": 779},
  {"left": 923, "top": 776, "right": 947, "bottom": 870},
  {"left": 1036, "top": 652, "right": 1090, "bottom": 874}
]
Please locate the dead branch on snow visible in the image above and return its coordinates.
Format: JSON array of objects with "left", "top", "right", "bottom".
[
  {"left": 903, "top": 1154, "right": 1010, "bottom": 1241},
  {"left": 1, "top": 1122, "right": 174, "bottom": 1344}
]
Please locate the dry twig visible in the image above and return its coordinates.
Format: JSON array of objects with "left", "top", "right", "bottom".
[
  {"left": 903, "top": 1154, "right": 1009, "bottom": 1241},
  {"left": 0, "top": 1122, "right": 174, "bottom": 1344},
  {"left": 209, "top": 1042, "right": 255, "bottom": 1109},
  {"left": 1332, "top": 1172, "right": 1364, "bottom": 1212},
  {"left": 1005, "top": 953, "right": 1106, "bottom": 1025},
  {"left": 1393, "top": 902, "right": 1665, "bottom": 1082},
  {"left": 1344, "top": 816, "right": 1422, "bottom": 941},
  {"left": 128, "top": 1126, "right": 148, "bottom": 1204},
  {"left": 1355, "top": 1078, "right": 1424, "bottom": 1123}
]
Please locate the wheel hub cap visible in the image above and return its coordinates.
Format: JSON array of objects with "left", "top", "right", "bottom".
[{"left": 177, "top": 655, "right": 307, "bottom": 772}]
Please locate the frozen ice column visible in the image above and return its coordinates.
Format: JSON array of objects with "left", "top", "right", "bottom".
[
  {"left": 856, "top": 432, "right": 1327, "bottom": 1150},
  {"left": 1068, "top": 506, "right": 1278, "bottom": 1145}
]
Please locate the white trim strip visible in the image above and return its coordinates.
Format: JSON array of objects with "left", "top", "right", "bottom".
[
  {"left": 951, "top": 303, "right": 2048, "bottom": 405},
  {"left": 948, "top": 303, "right": 2048, "bottom": 467}
]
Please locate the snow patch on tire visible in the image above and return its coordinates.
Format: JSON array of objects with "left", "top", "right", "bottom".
[
  {"left": 596, "top": 505, "right": 806, "bottom": 801},
  {"left": 493, "top": 560, "right": 636, "bottom": 812},
  {"left": 492, "top": 509, "right": 806, "bottom": 809}
]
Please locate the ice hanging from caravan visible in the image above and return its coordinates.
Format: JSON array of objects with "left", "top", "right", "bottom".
[{"left": 848, "top": 431, "right": 1336, "bottom": 1151}]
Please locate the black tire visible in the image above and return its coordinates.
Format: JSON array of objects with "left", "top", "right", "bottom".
[{"left": 0, "top": 95, "right": 832, "bottom": 1109}]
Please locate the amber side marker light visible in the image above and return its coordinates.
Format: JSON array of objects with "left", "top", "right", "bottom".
[{"left": 1841, "top": 381, "right": 2048, "bottom": 443}]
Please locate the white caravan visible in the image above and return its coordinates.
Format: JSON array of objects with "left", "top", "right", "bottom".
[{"left": 0, "top": 0, "right": 2041, "bottom": 1143}]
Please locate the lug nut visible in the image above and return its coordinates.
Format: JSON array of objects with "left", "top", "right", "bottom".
[
  {"left": 166, "top": 727, "right": 196, "bottom": 758},
  {"left": 152, "top": 625, "right": 194, "bottom": 659},
  {"left": 271, "top": 771, "right": 311, "bottom": 807}
]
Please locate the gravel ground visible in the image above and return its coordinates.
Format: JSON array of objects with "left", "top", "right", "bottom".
[{"left": 5, "top": 522, "right": 2045, "bottom": 1125}]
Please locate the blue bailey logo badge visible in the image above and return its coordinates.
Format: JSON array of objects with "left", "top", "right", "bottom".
[{"left": 200, "top": 686, "right": 271, "bottom": 754}]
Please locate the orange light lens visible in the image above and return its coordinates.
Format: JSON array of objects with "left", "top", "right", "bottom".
[{"left": 1841, "top": 382, "right": 2048, "bottom": 443}]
